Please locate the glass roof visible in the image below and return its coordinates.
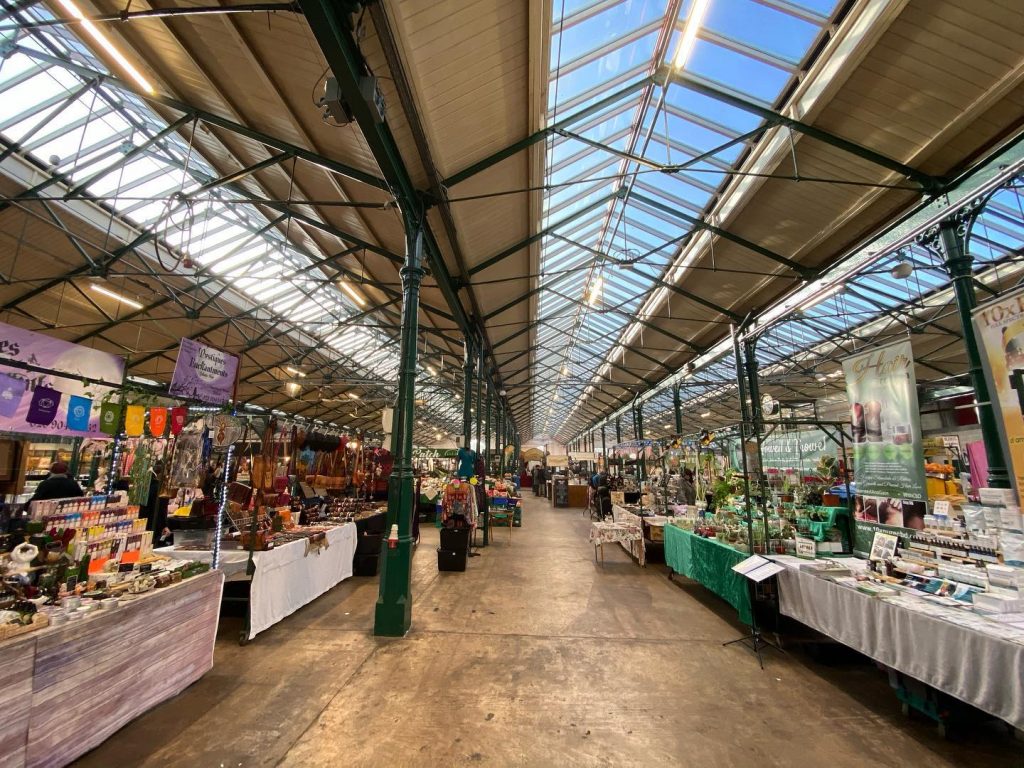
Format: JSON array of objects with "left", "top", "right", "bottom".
[
  {"left": 602, "top": 178, "right": 1024, "bottom": 442},
  {"left": 536, "top": 0, "right": 841, "bottom": 440},
  {"left": 0, "top": 5, "right": 464, "bottom": 440}
]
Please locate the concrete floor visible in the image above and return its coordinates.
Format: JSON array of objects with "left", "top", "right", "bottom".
[{"left": 73, "top": 496, "right": 1020, "bottom": 767}]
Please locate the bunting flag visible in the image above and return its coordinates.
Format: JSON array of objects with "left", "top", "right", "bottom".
[
  {"left": 26, "top": 385, "right": 61, "bottom": 426},
  {"left": 66, "top": 395, "right": 92, "bottom": 432},
  {"left": 99, "top": 401, "right": 121, "bottom": 436},
  {"left": 0, "top": 373, "right": 26, "bottom": 418},
  {"left": 149, "top": 406, "right": 168, "bottom": 437},
  {"left": 170, "top": 405, "right": 188, "bottom": 435},
  {"left": 124, "top": 404, "right": 145, "bottom": 436}
]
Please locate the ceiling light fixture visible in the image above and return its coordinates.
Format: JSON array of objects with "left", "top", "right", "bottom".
[
  {"left": 586, "top": 277, "right": 603, "bottom": 307},
  {"left": 700, "top": 411, "right": 711, "bottom": 418},
  {"left": 285, "top": 366, "right": 306, "bottom": 377},
  {"left": 91, "top": 283, "right": 144, "bottom": 310},
  {"left": 337, "top": 278, "right": 367, "bottom": 307},
  {"left": 426, "top": 365, "right": 437, "bottom": 376},
  {"left": 57, "top": 0, "right": 155, "bottom": 94},
  {"left": 673, "top": 0, "right": 711, "bottom": 70},
  {"left": 348, "top": 392, "right": 360, "bottom": 400}
]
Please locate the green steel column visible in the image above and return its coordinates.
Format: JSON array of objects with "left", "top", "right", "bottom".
[
  {"left": 485, "top": 385, "right": 493, "bottom": 474},
  {"left": 475, "top": 346, "right": 484, "bottom": 455},
  {"left": 374, "top": 219, "right": 424, "bottom": 637},
  {"left": 937, "top": 219, "right": 1011, "bottom": 488},
  {"left": 673, "top": 385, "right": 683, "bottom": 434},
  {"left": 615, "top": 417, "right": 623, "bottom": 476},
  {"left": 601, "top": 424, "right": 607, "bottom": 471},
  {"left": 491, "top": 409, "right": 499, "bottom": 475},
  {"left": 462, "top": 341, "right": 473, "bottom": 448},
  {"left": 743, "top": 337, "right": 772, "bottom": 543},
  {"left": 635, "top": 401, "right": 646, "bottom": 484}
]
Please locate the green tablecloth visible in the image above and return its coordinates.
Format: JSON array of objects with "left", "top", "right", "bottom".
[{"left": 663, "top": 525, "right": 752, "bottom": 625}]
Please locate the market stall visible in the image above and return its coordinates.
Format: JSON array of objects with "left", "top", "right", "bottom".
[
  {"left": 161, "top": 522, "right": 357, "bottom": 641},
  {"left": 0, "top": 569, "right": 224, "bottom": 768},
  {"left": 664, "top": 524, "right": 753, "bottom": 625},
  {"left": 774, "top": 560, "right": 1024, "bottom": 730}
]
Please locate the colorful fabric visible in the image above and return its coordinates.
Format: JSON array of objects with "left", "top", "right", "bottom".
[
  {"left": 99, "top": 401, "right": 121, "bottom": 436},
  {"left": 149, "top": 406, "right": 168, "bottom": 437},
  {"left": 124, "top": 404, "right": 145, "bottom": 436},
  {"left": 170, "top": 405, "right": 188, "bottom": 435},
  {"left": 0, "top": 373, "right": 25, "bottom": 418},
  {"left": 663, "top": 524, "right": 752, "bottom": 625},
  {"left": 588, "top": 521, "right": 642, "bottom": 546},
  {"left": 66, "top": 395, "right": 92, "bottom": 432},
  {"left": 26, "top": 385, "right": 61, "bottom": 426}
]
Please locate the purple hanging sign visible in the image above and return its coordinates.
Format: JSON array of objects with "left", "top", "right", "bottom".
[
  {"left": 0, "top": 321, "right": 124, "bottom": 437},
  {"left": 168, "top": 338, "right": 238, "bottom": 405}
]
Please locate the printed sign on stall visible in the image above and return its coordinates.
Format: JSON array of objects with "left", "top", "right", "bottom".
[
  {"left": 973, "top": 285, "right": 1024, "bottom": 497},
  {"left": 843, "top": 340, "right": 927, "bottom": 553},
  {"left": 0, "top": 321, "right": 124, "bottom": 437},
  {"left": 168, "top": 338, "right": 239, "bottom": 405}
]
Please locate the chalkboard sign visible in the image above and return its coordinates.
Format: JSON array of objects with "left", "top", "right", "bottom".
[{"left": 553, "top": 478, "right": 569, "bottom": 508}]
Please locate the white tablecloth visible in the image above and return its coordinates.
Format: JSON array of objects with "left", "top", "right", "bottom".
[
  {"left": 161, "top": 523, "right": 357, "bottom": 640},
  {"left": 611, "top": 506, "right": 648, "bottom": 565},
  {"left": 777, "top": 566, "right": 1024, "bottom": 729}
]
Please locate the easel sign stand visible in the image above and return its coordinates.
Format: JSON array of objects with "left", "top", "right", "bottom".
[{"left": 725, "top": 554, "right": 785, "bottom": 668}]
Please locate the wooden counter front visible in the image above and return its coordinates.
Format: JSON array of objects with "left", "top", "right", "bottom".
[{"left": 0, "top": 569, "right": 224, "bottom": 768}]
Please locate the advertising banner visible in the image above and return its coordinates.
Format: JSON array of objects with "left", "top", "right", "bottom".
[
  {"left": 843, "top": 340, "right": 927, "bottom": 550},
  {"left": 168, "top": 338, "right": 238, "bottom": 405},
  {"left": 0, "top": 321, "right": 124, "bottom": 437},
  {"left": 973, "top": 286, "right": 1024, "bottom": 495},
  {"left": 759, "top": 429, "right": 833, "bottom": 471}
]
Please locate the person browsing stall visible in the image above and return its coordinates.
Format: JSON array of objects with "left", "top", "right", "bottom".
[{"left": 29, "top": 461, "right": 83, "bottom": 502}]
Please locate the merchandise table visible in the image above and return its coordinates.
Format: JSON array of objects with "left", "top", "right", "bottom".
[
  {"left": 589, "top": 520, "right": 642, "bottom": 565},
  {"left": 662, "top": 524, "right": 753, "bottom": 625},
  {"left": 0, "top": 570, "right": 224, "bottom": 768},
  {"left": 161, "top": 522, "right": 357, "bottom": 641},
  {"left": 776, "top": 565, "right": 1024, "bottom": 729},
  {"left": 610, "top": 505, "right": 655, "bottom": 566}
]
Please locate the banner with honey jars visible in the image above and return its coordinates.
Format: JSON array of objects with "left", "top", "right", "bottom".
[{"left": 844, "top": 340, "right": 928, "bottom": 546}]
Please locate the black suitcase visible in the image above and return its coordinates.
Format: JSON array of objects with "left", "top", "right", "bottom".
[{"left": 437, "top": 547, "right": 467, "bottom": 572}]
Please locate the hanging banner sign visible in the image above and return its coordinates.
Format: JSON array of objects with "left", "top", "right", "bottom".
[
  {"left": 843, "top": 340, "right": 927, "bottom": 552},
  {"left": 0, "top": 321, "right": 124, "bottom": 437},
  {"left": 124, "top": 404, "right": 146, "bottom": 436},
  {"left": 759, "top": 429, "right": 834, "bottom": 471},
  {"left": 149, "top": 406, "right": 168, "bottom": 437},
  {"left": 99, "top": 402, "right": 122, "bottom": 436},
  {"left": 66, "top": 395, "right": 92, "bottom": 432},
  {"left": 170, "top": 406, "right": 188, "bottom": 435},
  {"left": 973, "top": 285, "right": 1024, "bottom": 496},
  {"left": 26, "top": 385, "right": 61, "bottom": 426},
  {"left": 411, "top": 448, "right": 459, "bottom": 459},
  {"left": 168, "top": 338, "right": 239, "bottom": 405}
]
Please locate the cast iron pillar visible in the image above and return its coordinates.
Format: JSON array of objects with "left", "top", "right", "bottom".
[
  {"left": 496, "top": 406, "right": 504, "bottom": 476},
  {"left": 462, "top": 341, "right": 473, "bottom": 448},
  {"left": 921, "top": 213, "right": 1011, "bottom": 488},
  {"left": 475, "top": 346, "right": 484, "bottom": 453},
  {"left": 485, "top": 383, "right": 493, "bottom": 476},
  {"left": 374, "top": 219, "right": 425, "bottom": 637},
  {"left": 673, "top": 385, "right": 683, "bottom": 435},
  {"left": 601, "top": 424, "right": 607, "bottom": 470}
]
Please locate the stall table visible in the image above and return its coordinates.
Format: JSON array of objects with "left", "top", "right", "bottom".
[
  {"left": 161, "top": 522, "right": 356, "bottom": 642},
  {"left": 0, "top": 570, "right": 224, "bottom": 768},
  {"left": 663, "top": 524, "right": 753, "bottom": 625},
  {"left": 589, "top": 520, "right": 642, "bottom": 565},
  {"left": 776, "top": 564, "right": 1024, "bottom": 730}
]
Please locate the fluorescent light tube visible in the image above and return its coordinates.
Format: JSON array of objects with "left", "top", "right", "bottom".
[
  {"left": 91, "top": 283, "right": 143, "bottom": 310},
  {"left": 673, "top": 0, "right": 711, "bottom": 70},
  {"left": 57, "top": 0, "right": 155, "bottom": 94},
  {"left": 338, "top": 278, "right": 367, "bottom": 307}
]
